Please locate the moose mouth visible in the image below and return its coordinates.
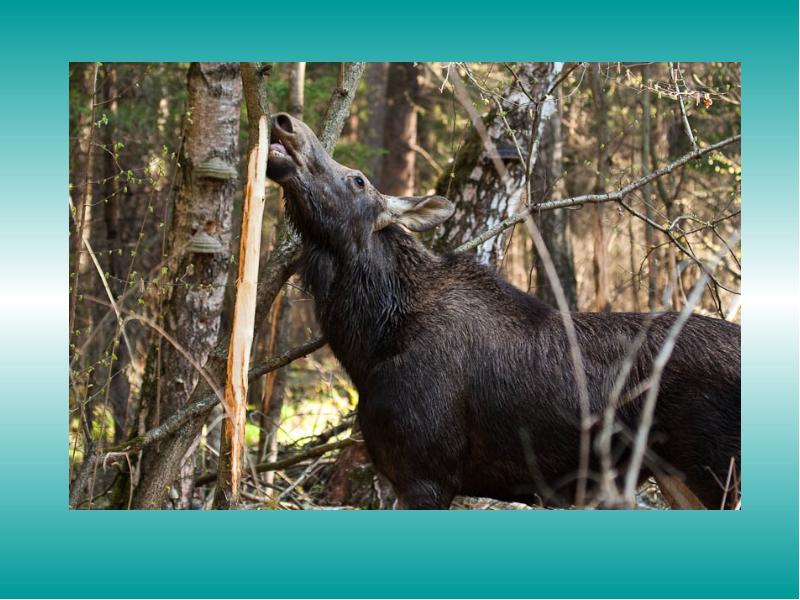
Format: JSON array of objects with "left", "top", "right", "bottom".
[
  {"left": 266, "top": 134, "right": 300, "bottom": 182},
  {"left": 269, "top": 142, "right": 288, "bottom": 157}
]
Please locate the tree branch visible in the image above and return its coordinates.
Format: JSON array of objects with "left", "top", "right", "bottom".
[
  {"left": 319, "top": 62, "right": 366, "bottom": 153},
  {"left": 195, "top": 438, "right": 357, "bottom": 488},
  {"left": 68, "top": 336, "right": 325, "bottom": 508},
  {"left": 669, "top": 62, "right": 697, "bottom": 151},
  {"left": 70, "top": 63, "right": 365, "bottom": 508},
  {"left": 455, "top": 134, "right": 740, "bottom": 254}
]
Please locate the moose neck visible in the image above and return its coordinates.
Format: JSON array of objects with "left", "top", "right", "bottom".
[{"left": 298, "top": 225, "right": 434, "bottom": 383}]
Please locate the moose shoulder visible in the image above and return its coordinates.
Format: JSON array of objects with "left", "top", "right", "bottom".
[{"left": 266, "top": 112, "right": 741, "bottom": 510}]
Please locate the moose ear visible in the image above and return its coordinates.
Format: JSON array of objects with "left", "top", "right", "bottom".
[{"left": 376, "top": 195, "right": 455, "bottom": 232}]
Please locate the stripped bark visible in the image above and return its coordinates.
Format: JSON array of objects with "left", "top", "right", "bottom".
[
  {"left": 214, "top": 116, "right": 269, "bottom": 509},
  {"left": 122, "top": 63, "right": 365, "bottom": 510}
]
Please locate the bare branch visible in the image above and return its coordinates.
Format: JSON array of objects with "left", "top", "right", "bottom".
[
  {"left": 455, "top": 134, "right": 741, "bottom": 254},
  {"left": 319, "top": 62, "right": 366, "bottom": 153},
  {"left": 669, "top": 62, "right": 697, "bottom": 151},
  {"left": 622, "top": 231, "right": 740, "bottom": 504},
  {"left": 115, "top": 62, "right": 366, "bottom": 510},
  {"left": 195, "top": 438, "right": 357, "bottom": 488},
  {"left": 68, "top": 336, "right": 325, "bottom": 508}
]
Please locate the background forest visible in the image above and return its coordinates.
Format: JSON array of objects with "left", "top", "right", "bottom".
[{"left": 68, "top": 62, "right": 741, "bottom": 510}]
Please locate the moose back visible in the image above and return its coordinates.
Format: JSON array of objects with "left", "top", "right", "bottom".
[{"left": 266, "top": 112, "right": 741, "bottom": 510}]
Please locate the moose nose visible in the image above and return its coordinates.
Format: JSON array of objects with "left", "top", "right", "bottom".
[{"left": 273, "top": 112, "right": 295, "bottom": 135}]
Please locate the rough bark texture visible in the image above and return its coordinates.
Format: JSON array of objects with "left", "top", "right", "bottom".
[
  {"left": 435, "top": 63, "right": 570, "bottom": 270},
  {"left": 381, "top": 62, "right": 419, "bottom": 196},
  {"left": 133, "top": 62, "right": 242, "bottom": 510},
  {"left": 127, "top": 62, "right": 364, "bottom": 510}
]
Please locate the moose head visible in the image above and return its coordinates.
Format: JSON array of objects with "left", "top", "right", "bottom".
[{"left": 267, "top": 112, "right": 454, "bottom": 249}]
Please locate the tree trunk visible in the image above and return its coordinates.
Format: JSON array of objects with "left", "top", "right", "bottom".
[
  {"left": 96, "top": 63, "right": 132, "bottom": 442},
  {"left": 287, "top": 62, "right": 305, "bottom": 120},
  {"left": 134, "top": 62, "right": 242, "bottom": 510},
  {"left": 589, "top": 63, "right": 610, "bottom": 312},
  {"left": 364, "top": 62, "right": 388, "bottom": 186},
  {"left": 323, "top": 61, "right": 424, "bottom": 507},
  {"left": 436, "top": 62, "right": 574, "bottom": 285},
  {"left": 641, "top": 64, "right": 658, "bottom": 310},
  {"left": 324, "top": 63, "right": 578, "bottom": 507},
  {"left": 214, "top": 115, "right": 269, "bottom": 509},
  {"left": 257, "top": 288, "right": 292, "bottom": 501},
  {"left": 533, "top": 88, "right": 578, "bottom": 310},
  {"left": 69, "top": 63, "right": 98, "bottom": 343},
  {"left": 381, "top": 62, "right": 419, "bottom": 196},
  {"left": 127, "top": 62, "right": 365, "bottom": 510}
]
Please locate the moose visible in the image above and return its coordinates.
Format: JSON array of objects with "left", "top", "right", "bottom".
[{"left": 266, "top": 112, "right": 741, "bottom": 510}]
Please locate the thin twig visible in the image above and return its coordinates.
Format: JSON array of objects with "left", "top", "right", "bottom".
[
  {"left": 669, "top": 62, "right": 697, "bottom": 151},
  {"left": 69, "top": 336, "right": 324, "bottom": 508},
  {"left": 622, "top": 231, "right": 740, "bottom": 504},
  {"left": 195, "top": 438, "right": 357, "bottom": 487},
  {"left": 69, "top": 62, "right": 99, "bottom": 338},
  {"left": 455, "top": 134, "right": 740, "bottom": 254}
]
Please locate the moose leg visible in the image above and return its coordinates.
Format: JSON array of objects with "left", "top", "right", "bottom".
[{"left": 394, "top": 480, "right": 455, "bottom": 510}]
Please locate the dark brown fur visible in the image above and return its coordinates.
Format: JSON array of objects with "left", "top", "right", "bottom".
[{"left": 267, "top": 113, "right": 741, "bottom": 509}]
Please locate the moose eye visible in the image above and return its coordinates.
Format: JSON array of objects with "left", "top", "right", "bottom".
[{"left": 354, "top": 175, "right": 365, "bottom": 187}]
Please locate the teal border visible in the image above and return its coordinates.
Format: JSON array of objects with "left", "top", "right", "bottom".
[{"left": 0, "top": 1, "right": 796, "bottom": 598}]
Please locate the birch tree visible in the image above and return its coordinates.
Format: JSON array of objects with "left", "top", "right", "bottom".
[
  {"left": 436, "top": 62, "right": 577, "bottom": 311},
  {"left": 134, "top": 62, "right": 242, "bottom": 509}
]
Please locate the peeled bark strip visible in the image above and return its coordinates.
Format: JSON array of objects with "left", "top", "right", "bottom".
[
  {"left": 214, "top": 116, "right": 269, "bottom": 509},
  {"left": 121, "top": 63, "right": 365, "bottom": 510}
]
